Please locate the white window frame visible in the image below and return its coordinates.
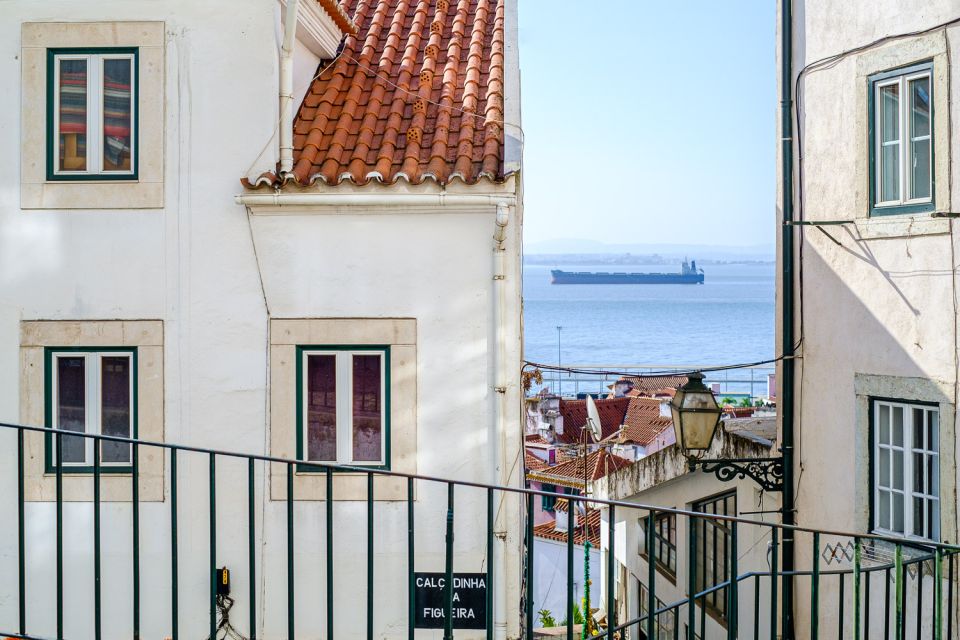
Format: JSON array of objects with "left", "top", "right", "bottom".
[
  {"left": 51, "top": 52, "right": 137, "bottom": 177},
  {"left": 873, "top": 69, "right": 933, "bottom": 209},
  {"left": 301, "top": 349, "right": 387, "bottom": 466},
  {"left": 872, "top": 399, "right": 940, "bottom": 541},
  {"left": 50, "top": 351, "right": 135, "bottom": 467}
]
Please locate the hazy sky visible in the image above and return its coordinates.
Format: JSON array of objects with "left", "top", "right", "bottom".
[{"left": 517, "top": 1, "right": 776, "bottom": 249}]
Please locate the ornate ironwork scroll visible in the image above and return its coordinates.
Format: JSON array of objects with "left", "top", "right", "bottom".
[{"left": 690, "top": 457, "right": 785, "bottom": 492}]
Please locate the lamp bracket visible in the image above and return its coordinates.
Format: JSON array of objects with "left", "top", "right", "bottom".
[{"left": 689, "top": 457, "right": 784, "bottom": 492}]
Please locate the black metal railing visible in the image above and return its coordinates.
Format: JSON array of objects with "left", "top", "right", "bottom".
[{"left": 1, "top": 421, "right": 958, "bottom": 640}]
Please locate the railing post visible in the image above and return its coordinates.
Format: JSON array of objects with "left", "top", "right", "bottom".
[
  {"left": 646, "top": 511, "right": 656, "bottom": 640},
  {"left": 935, "top": 550, "right": 943, "bottom": 640},
  {"left": 170, "top": 449, "right": 178, "bottom": 640},
  {"left": 895, "top": 544, "right": 904, "bottom": 640},
  {"left": 687, "top": 515, "right": 696, "bottom": 640},
  {"left": 771, "top": 528, "right": 779, "bottom": 640},
  {"left": 56, "top": 431, "right": 63, "bottom": 640},
  {"left": 326, "top": 467, "right": 334, "bottom": 640},
  {"left": 443, "top": 482, "right": 455, "bottom": 640},
  {"left": 209, "top": 452, "right": 217, "bottom": 640},
  {"left": 17, "top": 428, "right": 25, "bottom": 635},
  {"left": 409, "top": 477, "right": 416, "bottom": 640},
  {"left": 287, "top": 462, "right": 295, "bottom": 640},
  {"left": 811, "top": 532, "right": 820, "bottom": 640},
  {"left": 93, "top": 438, "right": 102, "bottom": 640},
  {"left": 567, "top": 499, "right": 575, "bottom": 640},
  {"left": 838, "top": 573, "right": 845, "bottom": 640},
  {"left": 367, "top": 472, "right": 375, "bottom": 640},
  {"left": 132, "top": 442, "right": 140, "bottom": 640},
  {"left": 248, "top": 457, "right": 256, "bottom": 640},
  {"left": 526, "top": 493, "right": 534, "bottom": 640},
  {"left": 948, "top": 554, "right": 955, "bottom": 640},
  {"left": 728, "top": 520, "right": 738, "bottom": 640},
  {"left": 854, "top": 537, "right": 861, "bottom": 640},
  {"left": 607, "top": 504, "right": 616, "bottom": 640}
]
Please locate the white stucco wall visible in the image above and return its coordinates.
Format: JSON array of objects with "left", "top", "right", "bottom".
[
  {"left": 779, "top": 0, "right": 960, "bottom": 636},
  {"left": 0, "top": 2, "right": 524, "bottom": 640},
  {"left": 532, "top": 538, "right": 600, "bottom": 626}
]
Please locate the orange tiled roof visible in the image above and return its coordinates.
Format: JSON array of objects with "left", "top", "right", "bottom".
[
  {"left": 528, "top": 449, "right": 632, "bottom": 488},
  {"left": 556, "top": 397, "right": 630, "bottom": 444},
  {"left": 605, "top": 396, "right": 673, "bottom": 446},
  {"left": 533, "top": 504, "right": 601, "bottom": 547},
  {"left": 525, "top": 450, "right": 548, "bottom": 472},
  {"left": 317, "top": 0, "right": 360, "bottom": 34},
  {"left": 251, "top": 0, "right": 507, "bottom": 188},
  {"left": 622, "top": 375, "right": 689, "bottom": 397}
]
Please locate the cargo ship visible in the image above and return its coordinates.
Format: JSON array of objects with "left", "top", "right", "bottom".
[{"left": 551, "top": 259, "right": 704, "bottom": 285}]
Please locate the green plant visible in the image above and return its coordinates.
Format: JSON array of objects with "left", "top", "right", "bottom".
[
  {"left": 721, "top": 397, "right": 736, "bottom": 406},
  {"left": 739, "top": 397, "right": 753, "bottom": 408},
  {"left": 538, "top": 608, "right": 557, "bottom": 627},
  {"left": 560, "top": 602, "right": 585, "bottom": 627}
]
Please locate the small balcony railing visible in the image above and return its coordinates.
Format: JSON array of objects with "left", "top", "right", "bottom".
[{"left": 0, "top": 421, "right": 956, "bottom": 640}]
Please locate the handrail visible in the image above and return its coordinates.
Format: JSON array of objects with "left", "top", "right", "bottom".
[{"left": 3, "top": 421, "right": 956, "bottom": 553}]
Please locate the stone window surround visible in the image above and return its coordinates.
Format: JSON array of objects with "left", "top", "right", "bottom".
[
  {"left": 852, "top": 31, "right": 949, "bottom": 240},
  {"left": 21, "top": 21, "right": 164, "bottom": 209},
  {"left": 20, "top": 320, "right": 165, "bottom": 502},
  {"left": 270, "top": 318, "right": 417, "bottom": 501},
  {"left": 854, "top": 373, "right": 956, "bottom": 542}
]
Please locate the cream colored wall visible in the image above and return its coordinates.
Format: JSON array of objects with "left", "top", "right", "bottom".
[
  {"left": 0, "top": 2, "right": 524, "bottom": 640},
  {"left": 780, "top": 1, "right": 960, "bottom": 636}
]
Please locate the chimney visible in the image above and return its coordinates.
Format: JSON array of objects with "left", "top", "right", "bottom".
[{"left": 613, "top": 378, "right": 634, "bottom": 398}]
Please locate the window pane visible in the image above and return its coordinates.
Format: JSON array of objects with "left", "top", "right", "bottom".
[
  {"left": 892, "top": 492, "right": 904, "bottom": 533},
  {"left": 101, "top": 356, "right": 131, "bottom": 463},
  {"left": 103, "top": 58, "right": 132, "bottom": 172},
  {"left": 306, "top": 355, "right": 337, "bottom": 461},
  {"left": 352, "top": 354, "right": 383, "bottom": 462},
  {"left": 913, "top": 497, "right": 924, "bottom": 537},
  {"left": 56, "top": 356, "right": 86, "bottom": 463},
  {"left": 893, "top": 450, "right": 903, "bottom": 490},
  {"left": 892, "top": 407, "right": 903, "bottom": 446},
  {"left": 913, "top": 452, "right": 924, "bottom": 494},
  {"left": 911, "top": 77, "right": 930, "bottom": 137},
  {"left": 878, "top": 489, "right": 890, "bottom": 530},
  {"left": 58, "top": 59, "right": 88, "bottom": 172},
  {"left": 913, "top": 408, "right": 924, "bottom": 449},
  {"left": 879, "top": 448, "right": 890, "bottom": 487},
  {"left": 928, "top": 410, "right": 938, "bottom": 450},
  {"left": 879, "top": 404, "right": 890, "bottom": 444},
  {"left": 910, "top": 139, "right": 931, "bottom": 200},
  {"left": 881, "top": 84, "right": 900, "bottom": 142}
]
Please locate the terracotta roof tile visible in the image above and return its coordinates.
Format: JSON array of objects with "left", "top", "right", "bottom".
[
  {"left": 317, "top": 0, "right": 360, "bottom": 35},
  {"left": 525, "top": 450, "right": 548, "bottom": 472},
  {"left": 622, "top": 375, "right": 689, "bottom": 397},
  {"left": 533, "top": 505, "right": 602, "bottom": 547},
  {"left": 604, "top": 396, "right": 673, "bottom": 446},
  {"left": 247, "top": 0, "right": 508, "bottom": 188},
  {"left": 556, "top": 397, "right": 630, "bottom": 445},
  {"left": 528, "top": 449, "right": 632, "bottom": 488}
]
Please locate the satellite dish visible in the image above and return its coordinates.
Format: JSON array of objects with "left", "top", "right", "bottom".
[{"left": 585, "top": 395, "right": 603, "bottom": 442}]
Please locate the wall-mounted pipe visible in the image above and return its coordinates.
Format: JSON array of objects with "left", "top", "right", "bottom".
[
  {"left": 492, "top": 203, "right": 509, "bottom": 640},
  {"left": 279, "top": 0, "right": 301, "bottom": 174},
  {"left": 779, "top": 0, "right": 797, "bottom": 637}
]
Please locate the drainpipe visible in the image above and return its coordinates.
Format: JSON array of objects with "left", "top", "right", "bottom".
[
  {"left": 279, "top": 0, "right": 300, "bottom": 174},
  {"left": 780, "top": 0, "right": 796, "bottom": 638},
  {"left": 492, "top": 204, "right": 510, "bottom": 640}
]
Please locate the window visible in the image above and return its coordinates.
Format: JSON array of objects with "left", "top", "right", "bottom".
[
  {"left": 48, "top": 48, "right": 137, "bottom": 180},
  {"left": 641, "top": 512, "right": 677, "bottom": 579},
  {"left": 297, "top": 346, "right": 390, "bottom": 467},
  {"left": 872, "top": 399, "right": 940, "bottom": 540},
  {"left": 692, "top": 491, "right": 736, "bottom": 621},
  {"left": 870, "top": 62, "right": 933, "bottom": 215},
  {"left": 638, "top": 581, "right": 673, "bottom": 639},
  {"left": 45, "top": 348, "right": 136, "bottom": 471},
  {"left": 542, "top": 484, "right": 558, "bottom": 512}
]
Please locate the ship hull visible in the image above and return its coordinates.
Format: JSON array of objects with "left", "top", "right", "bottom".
[{"left": 550, "top": 270, "right": 704, "bottom": 285}]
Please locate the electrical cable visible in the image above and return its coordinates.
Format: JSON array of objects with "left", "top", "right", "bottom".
[
  {"left": 524, "top": 349, "right": 801, "bottom": 381},
  {"left": 203, "top": 595, "right": 250, "bottom": 640}
]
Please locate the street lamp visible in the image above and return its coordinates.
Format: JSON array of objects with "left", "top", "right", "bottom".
[
  {"left": 671, "top": 371, "right": 785, "bottom": 493},
  {"left": 669, "top": 372, "right": 722, "bottom": 458}
]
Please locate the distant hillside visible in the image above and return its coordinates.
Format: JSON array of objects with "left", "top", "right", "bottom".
[{"left": 524, "top": 239, "right": 775, "bottom": 262}]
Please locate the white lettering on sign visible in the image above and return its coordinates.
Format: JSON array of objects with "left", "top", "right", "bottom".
[{"left": 422, "top": 608, "right": 478, "bottom": 620}]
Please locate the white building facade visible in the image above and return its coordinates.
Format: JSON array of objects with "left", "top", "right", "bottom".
[
  {"left": 779, "top": 0, "right": 960, "bottom": 635},
  {"left": 0, "top": 1, "right": 524, "bottom": 638}
]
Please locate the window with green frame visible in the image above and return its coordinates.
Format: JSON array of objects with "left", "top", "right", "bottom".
[
  {"left": 296, "top": 345, "right": 390, "bottom": 470},
  {"left": 44, "top": 347, "right": 137, "bottom": 473},
  {"left": 869, "top": 61, "right": 933, "bottom": 216},
  {"left": 47, "top": 47, "right": 138, "bottom": 181},
  {"left": 541, "top": 484, "right": 558, "bottom": 512}
]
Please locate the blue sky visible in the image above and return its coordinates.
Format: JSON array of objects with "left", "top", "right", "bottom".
[{"left": 517, "top": 1, "right": 776, "bottom": 250}]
